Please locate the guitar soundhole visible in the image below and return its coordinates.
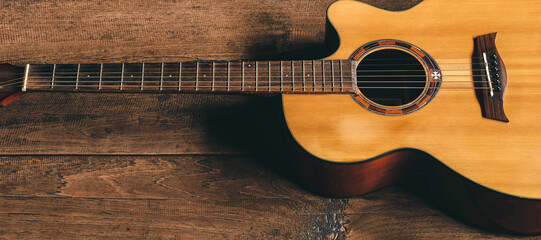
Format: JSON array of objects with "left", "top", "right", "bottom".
[
  {"left": 357, "top": 49, "right": 426, "bottom": 106},
  {"left": 350, "top": 40, "right": 441, "bottom": 115}
]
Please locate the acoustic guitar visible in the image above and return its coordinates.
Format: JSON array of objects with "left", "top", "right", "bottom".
[{"left": 1, "top": 0, "right": 540, "bottom": 235}]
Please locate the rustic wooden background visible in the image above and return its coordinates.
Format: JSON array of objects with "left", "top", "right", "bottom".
[{"left": 0, "top": 0, "right": 536, "bottom": 239}]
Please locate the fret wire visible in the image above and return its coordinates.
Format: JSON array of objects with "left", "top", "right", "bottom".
[
  {"left": 331, "top": 60, "right": 335, "bottom": 92},
  {"left": 268, "top": 61, "right": 271, "bottom": 92},
  {"left": 350, "top": 63, "right": 355, "bottom": 90},
  {"left": 255, "top": 61, "right": 258, "bottom": 91},
  {"left": 160, "top": 62, "right": 164, "bottom": 91},
  {"left": 312, "top": 60, "right": 315, "bottom": 92},
  {"left": 212, "top": 62, "right": 215, "bottom": 91},
  {"left": 302, "top": 60, "right": 305, "bottom": 92},
  {"left": 75, "top": 64, "right": 80, "bottom": 90},
  {"left": 339, "top": 60, "right": 343, "bottom": 92},
  {"left": 280, "top": 61, "right": 283, "bottom": 92},
  {"left": 196, "top": 62, "right": 199, "bottom": 91},
  {"left": 99, "top": 63, "right": 103, "bottom": 90},
  {"left": 227, "top": 61, "right": 230, "bottom": 92},
  {"left": 141, "top": 63, "right": 145, "bottom": 91},
  {"left": 120, "top": 63, "right": 125, "bottom": 90},
  {"left": 291, "top": 61, "right": 294, "bottom": 92},
  {"left": 241, "top": 61, "right": 245, "bottom": 91},
  {"left": 51, "top": 64, "right": 56, "bottom": 89},
  {"left": 22, "top": 64, "right": 29, "bottom": 91},
  {"left": 178, "top": 62, "right": 182, "bottom": 91},
  {"left": 322, "top": 60, "right": 325, "bottom": 92}
]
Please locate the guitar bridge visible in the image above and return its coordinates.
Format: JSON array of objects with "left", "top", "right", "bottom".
[{"left": 472, "top": 32, "right": 509, "bottom": 122}]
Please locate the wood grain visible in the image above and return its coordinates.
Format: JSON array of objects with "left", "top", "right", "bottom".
[
  {"left": 0, "top": 0, "right": 537, "bottom": 239},
  {"left": 0, "top": 155, "right": 349, "bottom": 239}
]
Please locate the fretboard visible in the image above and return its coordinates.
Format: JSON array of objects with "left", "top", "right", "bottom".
[{"left": 22, "top": 60, "right": 357, "bottom": 94}]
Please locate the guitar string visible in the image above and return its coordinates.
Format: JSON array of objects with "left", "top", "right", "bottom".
[
  {"left": 17, "top": 74, "right": 491, "bottom": 79},
  {"left": 14, "top": 79, "right": 498, "bottom": 85},
  {"left": 0, "top": 82, "right": 498, "bottom": 90},
  {"left": 21, "top": 69, "right": 491, "bottom": 73},
  {"left": 1, "top": 79, "right": 447, "bottom": 83},
  {"left": 0, "top": 65, "right": 497, "bottom": 78},
  {"left": 0, "top": 77, "right": 500, "bottom": 89},
  {"left": 0, "top": 77, "right": 496, "bottom": 86},
  {"left": 17, "top": 60, "right": 485, "bottom": 66},
  {"left": 18, "top": 70, "right": 486, "bottom": 75},
  {"left": 0, "top": 69, "right": 498, "bottom": 80},
  {"left": 21, "top": 84, "right": 492, "bottom": 90},
  {"left": 16, "top": 79, "right": 493, "bottom": 84},
  {"left": 2, "top": 67, "right": 493, "bottom": 79},
  {"left": 7, "top": 67, "right": 493, "bottom": 77},
  {"left": 17, "top": 65, "right": 490, "bottom": 74},
  {"left": 15, "top": 62, "right": 493, "bottom": 76},
  {"left": 0, "top": 70, "right": 497, "bottom": 82},
  {"left": 18, "top": 60, "right": 486, "bottom": 68},
  {"left": 4, "top": 74, "right": 491, "bottom": 89},
  {"left": 0, "top": 80, "right": 497, "bottom": 90}
]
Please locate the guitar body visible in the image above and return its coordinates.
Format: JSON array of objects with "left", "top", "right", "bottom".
[{"left": 282, "top": 0, "right": 541, "bottom": 234}]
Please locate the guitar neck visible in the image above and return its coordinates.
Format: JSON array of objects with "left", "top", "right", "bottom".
[{"left": 22, "top": 60, "right": 357, "bottom": 94}]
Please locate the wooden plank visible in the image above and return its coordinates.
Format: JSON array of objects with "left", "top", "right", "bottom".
[
  {"left": 345, "top": 188, "right": 525, "bottom": 239},
  {"left": 0, "top": 155, "right": 348, "bottom": 239},
  {"left": 0, "top": 0, "right": 335, "bottom": 64}
]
